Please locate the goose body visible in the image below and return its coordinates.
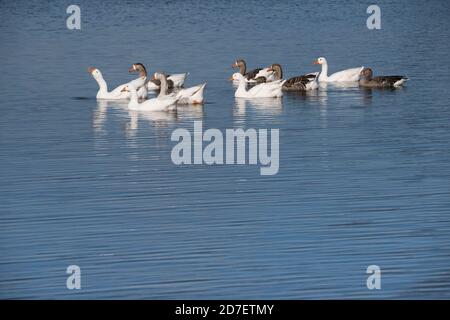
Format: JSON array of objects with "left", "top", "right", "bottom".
[
  {"left": 265, "top": 64, "right": 319, "bottom": 91},
  {"left": 176, "top": 83, "right": 207, "bottom": 104},
  {"left": 129, "top": 76, "right": 148, "bottom": 99},
  {"left": 283, "top": 73, "right": 319, "bottom": 91},
  {"left": 129, "top": 94, "right": 178, "bottom": 111},
  {"left": 126, "top": 73, "right": 178, "bottom": 111},
  {"left": 359, "top": 68, "right": 408, "bottom": 88},
  {"left": 127, "top": 85, "right": 178, "bottom": 111},
  {"left": 233, "top": 73, "right": 284, "bottom": 98},
  {"left": 314, "top": 57, "right": 363, "bottom": 82}
]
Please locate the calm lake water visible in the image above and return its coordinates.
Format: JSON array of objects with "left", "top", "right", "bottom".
[{"left": 1, "top": 0, "right": 450, "bottom": 299}]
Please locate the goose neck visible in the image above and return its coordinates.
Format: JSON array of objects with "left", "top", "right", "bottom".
[
  {"left": 236, "top": 77, "right": 247, "bottom": 94},
  {"left": 139, "top": 68, "right": 147, "bottom": 78},
  {"left": 128, "top": 87, "right": 139, "bottom": 105},
  {"left": 95, "top": 75, "right": 108, "bottom": 93},
  {"left": 239, "top": 61, "right": 246, "bottom": 75},
  {"left": 272, "top": 64, "right": 283, "bottom": 80},
  {"left": 158, "top": 75, "right": 169, "bottom": 97},
  {"left": 319, "top": 62, "right": 328, "bottom": 81}
]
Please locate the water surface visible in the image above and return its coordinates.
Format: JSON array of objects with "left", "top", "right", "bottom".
[{"left": 1, "top": 0, "right": 450, "bottom": 299}]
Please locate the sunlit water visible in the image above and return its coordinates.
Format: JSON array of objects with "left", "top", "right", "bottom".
[{"left": 1, "top": 0, "right": 450, "bottom": 299}]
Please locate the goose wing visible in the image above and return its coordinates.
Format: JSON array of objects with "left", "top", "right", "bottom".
[
  {"left": 245, "top": 68, "right": 263, "bottom": 80},
  {"left": 167, "top": 73, "right": 188, "bottom": 87},
  {"left": 329, "top": 67, "right": 363, "bottom": 82},
  {"left": 283, "top": 73, "right": 318, "bottom": 91},
  {"left": 176, "top": 83, "right": 205, "bottom": 98},
  {"left": 373, "top": 75, "right": 407, "bottom": 86},
  {"left": 248, "top": 80, "right": 283, "bottom": 96}
]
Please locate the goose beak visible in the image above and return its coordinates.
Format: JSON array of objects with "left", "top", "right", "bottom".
[
  {"left": 267, "top": 68, "right": 273, "bottom": 72},
  {"left": 313, "top": 60, "right": 320, "bottom": 65},
  {"left": 228, "top": 76, "right": 234, "bottom": 81},
  {"left": 87, "top": 67, "right": 95, "bottom": 74},
  {"left": 128, "top": 67, "right": 135, "bottom": 73}
]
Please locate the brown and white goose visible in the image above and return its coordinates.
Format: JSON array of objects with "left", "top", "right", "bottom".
[
  {"left": 231, "top": 59, "right": 263, "bottom": 82},
  {"left": 129, "top": 63, "right": 188, "bottom": 90},
  {"left": 359, "top": 68, "right": 408, "bottom": 88},
  {"left": 154, "top": 72, "right": 206, "bottom": 105},
  {"left": 265, "top": 64, "right": 319, "bottom": 91}
]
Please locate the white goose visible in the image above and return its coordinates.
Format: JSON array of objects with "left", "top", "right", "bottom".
[
  {"left": 88, "top": 67, "right": 147, "bottom": 100},
  {"left": 154, "top": 72, "right": 206, "bottom": 104},
  {"left": 175, "top": 83, "right": 207, "bottom": 104},
  {"left": 125, "top": 74, "right": 179, "bottom": 112},
  {"left": 233, "top": 73, "right": 285, "bottom": 98},
  {"left": 88, "top": 67, "right": 129, "bottom": 100},
  {"left": 314, "top": 57, "right": 363, "bottom": 82}
]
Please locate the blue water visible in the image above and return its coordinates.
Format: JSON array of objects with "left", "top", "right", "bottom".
[{"left": 1, "top": 0, "right": 450, "bottom": 299}]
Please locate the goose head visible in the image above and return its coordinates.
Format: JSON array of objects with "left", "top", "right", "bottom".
[
  {"left": 360, "top": 68, "right": 373, "bottom": 80},
  {"left": 129, "top": 63, "right": 147, "bottom": 77},
  {"left": 88, "top": 66, "right": 103, "bottom": 79},
  {"left": 267, "top": 64, "right": 282, "bottom": 79},
  {"left": 151, "top": 72, "right": 167, "bottom": 81},
  {"left": 232, "top": 59, "right": 247, "bottom": 75},
  {"left": 232, "top": 59, "right": 246, "bottom": 68},
  {"left": 229, "top": 72, "right": 245, "bottom": 82},
  {"left": 314, "top": 57, "right": 327, "bottom": 65}
]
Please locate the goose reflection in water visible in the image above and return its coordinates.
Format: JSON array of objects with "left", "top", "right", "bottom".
[
  {"left": 126, "top": 109, "right": 178, "bottom": 138},
  {"left": 174, "top": 105, "right": 204, "bottom": 121},
  {"left": 282, "top": 88, "right": 328, "bottom": 107},
  {"left": 93, "top": 99, "right": 129, "bottom": 132},
  {"left": 93, "top": 99, "right": 179, "bottom": 139},
  {"left": 318, "top": 81, "right": 375, "bottom": 107},
  {"left": 318, "top": 81, "right": 360, "bottom": 90},
  {"left": 361, "top": 88, "right": 374, "bottom": 106},
  {"left": 234, "top": 97, "right": 283, "bottom": 118}
]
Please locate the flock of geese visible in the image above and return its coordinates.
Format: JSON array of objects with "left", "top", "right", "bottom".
[
  {"left": 88, "top": 57, "right": 408, "bottom": 112},
  {"left": 88, "top": 63, "right": 205, "bottom": 111}
]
